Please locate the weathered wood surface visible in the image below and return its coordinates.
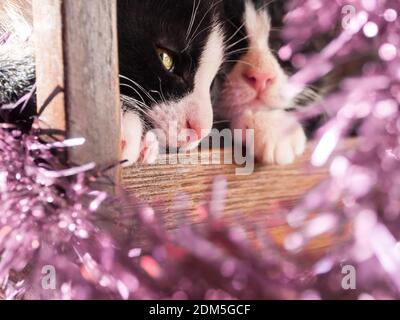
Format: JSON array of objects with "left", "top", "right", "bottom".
[
  {"left": 32, "top": 0, "right": 121, "bottom": 185},
  {"left": 123, "top": 141, "right": 353, "bottom": 255},
  {"left": 32, "top": 0, "right": 65, "bottom": 132},
  {"left": 123, "top": 142, "right": 324, "bottom": 225}
]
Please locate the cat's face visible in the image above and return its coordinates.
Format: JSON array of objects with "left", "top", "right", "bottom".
[
  {"left": 217, "top": 0, "right": 287, "bottom": 115},
  {"left": 118, "top": 0, "right": 224, "bottom": 150}
]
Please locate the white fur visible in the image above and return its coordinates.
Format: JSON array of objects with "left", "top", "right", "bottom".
[
  {"left": 244, "top": 0, "right": 271, "bottom": 48},
  {"left": 148, "top": 24, "right": 225, "bottom": 150},
  {"left": 140, "top": 131, "right": 159, "bottom": 164},
  {"left": 122, "top": 112, "right": 143, "bottom": 166},
  {"left": 232, "top": 109, "right": 306, "bottom": 165},
  {"left": 122, "top": 112, "right": 160, "bottom": 166},
  {"left": 0, "top": 0, "right": 33, "bottom": 60},
  {"left": 0, "top": 0, "right": 33, "bottom": 41}
]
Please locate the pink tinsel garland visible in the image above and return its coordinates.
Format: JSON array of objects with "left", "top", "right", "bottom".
[{"left": 1, "top": 0, "right": 400, "bottom": 300}]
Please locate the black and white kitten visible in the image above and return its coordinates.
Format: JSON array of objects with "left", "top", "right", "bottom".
[
  {"left": 1, "top": 0, "right": 310, "bottom": 167},
  {"left": 216, "top": 0, "right": 307, "bottom": 165},
  {"left": 118, "top": 0, "right": 225, "bottom": 165}
]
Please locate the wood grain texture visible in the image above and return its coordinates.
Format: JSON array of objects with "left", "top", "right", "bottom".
[
  {"left": 33, "top": 0, "right": 122, "bottom": 185},
  {"left": 123, "top": 141, "right": 354, "bottom": 255},
  {"left": 123, "top": 142, "right": 324, "bottom": 225},
  {"left": 63, "top": 0, "right": 121, "bottom": 176},
  {"left": 32, "top": 0, "right": 66, "bottom": 132}
]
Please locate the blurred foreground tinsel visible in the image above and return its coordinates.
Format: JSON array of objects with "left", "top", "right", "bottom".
[
  {"left": 0, "top": 118, "right": 306, "bottom": 300},
  {"left": 1, "top": 0, "right": 400, "bottom": 300}
]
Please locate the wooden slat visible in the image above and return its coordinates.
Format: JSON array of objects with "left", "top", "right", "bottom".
[
  {"left": 32, "top": 0, "right": 66, "bottom": 132},
  {"left": 122, "top": 140, "right": 355, "bottom": 255},
  {"left": 32, "top": 0, "right": 121, "bottom": 185},
  {"left": 123, "top": 143, "right": 324, "bottom": 225},
  {"left": 123, "top": 143, "right": 328, "bottom": 253}
]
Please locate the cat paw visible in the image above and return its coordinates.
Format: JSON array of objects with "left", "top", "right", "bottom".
[
  {"left": 122, "top": 112, "right": 143, "bottom": 167},
  {"left": 233, "top": 109, "right": 306, "bottom": 165},
  {"left": 122, "top": 131, "right": 159, "bottom": 166},
  {"left": 139, "top": 131, "right": 159, "bottom": 164}
]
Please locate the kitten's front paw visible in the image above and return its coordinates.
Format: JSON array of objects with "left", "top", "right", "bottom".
[
  {"left": 122, "top": 112, "right": 159, "bottom": 166},
  {"left": 139, "top": 131, "right": 159, "bottom": 164},
  {"left": 233, "top": 109, "right": 306, "bottom": 165},
  {"left": 122, "top": 131, "right": 160, "bottom": 166},
  {"left": 122, "top": 112, "right": 142, "bottom": 167}
]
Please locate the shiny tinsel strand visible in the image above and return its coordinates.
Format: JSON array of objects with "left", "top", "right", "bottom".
[{"left": 282, "top": 0, "right": 400, "bottom": 299}]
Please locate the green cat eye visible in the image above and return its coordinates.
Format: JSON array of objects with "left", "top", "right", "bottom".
[{"left": 156, "top": 48, "right": 175, "bottom": 72}]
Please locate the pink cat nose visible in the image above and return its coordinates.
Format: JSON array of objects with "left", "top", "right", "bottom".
[
  {"left": 178, "top": 120, "right": 203, "bottom": 145},
  {"left": 186, "top": 120, "right": 204, "bottom": 141},
  {"left": 243, "top": 70, "right": 274, "bottom": 92}
]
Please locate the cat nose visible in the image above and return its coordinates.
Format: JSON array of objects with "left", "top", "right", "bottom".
[
  {"left": 177, "top": 120, "right": 204, "bottom": 147},
  {"left": 243, "top": 70, "right": 274, "bottom": 92},
  {"left": 185, "top": 119, "right": 203, "bottom": 142}
]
